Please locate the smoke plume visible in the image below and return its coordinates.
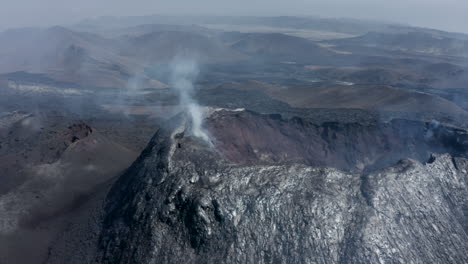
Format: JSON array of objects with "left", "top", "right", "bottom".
[{"left": 170, "top": 58, "right": 210, "bottom": 143}]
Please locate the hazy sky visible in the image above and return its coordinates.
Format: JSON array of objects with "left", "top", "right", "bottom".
[{"left": 0, "top": 0, "right": 467, "bottom": 33}]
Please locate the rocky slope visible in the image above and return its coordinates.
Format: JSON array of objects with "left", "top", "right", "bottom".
[
  {"left": 0, "top": 114, "right": 137, "bottom": 264},
  {"left": 85, "top": 110, "right": 468, "bottom": 264}
]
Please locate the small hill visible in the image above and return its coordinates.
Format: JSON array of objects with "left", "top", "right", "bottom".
[
  {"left": 0, "top": 27, "right": 158, "bottom": 88},
  {"left": 0, "top": 115, "right": 137, "bottom": 264},
  {"left": 228, "top": 32, "right": 335, "bottom": 62},
  {"left": 119, "top": 30, "right": 247, "bottom": 63}
]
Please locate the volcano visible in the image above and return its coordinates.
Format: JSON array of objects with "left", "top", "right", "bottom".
[{"left": 43, "top": 109, "right": 468, "bottom": 264}]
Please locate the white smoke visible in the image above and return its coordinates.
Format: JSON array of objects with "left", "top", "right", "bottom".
[
  {"left": 170, "top": 58, "right": 210, "bottom": 143},
  {"left": 424, "top": 119, "right": 440, "bottom": 140}
]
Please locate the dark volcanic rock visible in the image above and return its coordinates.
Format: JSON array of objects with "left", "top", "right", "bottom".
[
  {"left": 206, "top": 110, "right": 467, "bottom": 171},
  {"left": 65, "top": 122, "right": 93, "bottom": 143},
  {"left": 94, "top": 110, "right": 468, "bottom": 264}
]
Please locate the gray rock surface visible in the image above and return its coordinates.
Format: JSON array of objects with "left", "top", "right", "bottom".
[{"left": 94, "top": 112, "right": 468, "bottom": 264}]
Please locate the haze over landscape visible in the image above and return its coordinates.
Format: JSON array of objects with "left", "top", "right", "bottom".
[
  {"left": 0, "top": 1, "right": 467, "bottom": 264},
  {"left": 1, "top": 0, "right": 468, "bottom": 33}
]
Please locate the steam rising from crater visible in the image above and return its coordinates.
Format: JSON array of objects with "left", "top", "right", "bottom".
[{"left": 170, "top": 58, "right": 210, "bottom": 143}]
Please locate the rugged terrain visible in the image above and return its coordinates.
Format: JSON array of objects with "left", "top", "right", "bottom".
[
  {"left": 0, "top": 14, "right": 467, "bottom": 264},
  {"left": 46, "top": 110, "right": 468, "bottom": 263}
]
